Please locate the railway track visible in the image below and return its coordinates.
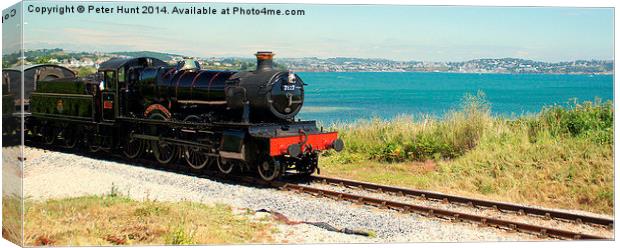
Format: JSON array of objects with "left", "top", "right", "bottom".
[
  {"left": 308, "top": 175, "right": 614, "bottom": 228},
  {"left": 271, "top": 178, "right": 612, "bottom": 240},
  {"left": 23, "top": 143, "right": 613, "bottom": 241},
  {"left": 204, "top": 171, "right": 611, "bottom": 240}
]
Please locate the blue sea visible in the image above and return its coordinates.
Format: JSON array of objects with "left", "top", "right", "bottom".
[{"left": 295, "top": 72, "right": 614, "bottom": 124}]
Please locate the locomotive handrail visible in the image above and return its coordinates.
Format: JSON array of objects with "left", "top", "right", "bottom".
[
  {"left": 31, "top": 92, "right": 93, "bottom": 98},
  {"left": 30, "top": 113, "right": 94, "bottom": 121},
  {"left": 116, "top": 116, "right": 214, "bottom": 127}
]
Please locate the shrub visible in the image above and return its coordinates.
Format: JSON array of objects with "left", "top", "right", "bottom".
[{"left": 526, "top": 98, "right": 613, "bottom": 144}]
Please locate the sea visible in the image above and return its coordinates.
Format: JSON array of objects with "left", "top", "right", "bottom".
[{"left": 295, "top": 72, "right": 614, "bottom": 124}]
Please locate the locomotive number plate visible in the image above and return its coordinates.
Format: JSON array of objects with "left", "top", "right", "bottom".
[
  {"left": 283, "top": 85, "right": 296, "bottom": 91},
  {"left": 103, "top": 100, "right": 114, "bottom": 109}
]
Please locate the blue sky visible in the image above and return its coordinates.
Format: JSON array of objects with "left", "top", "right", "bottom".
[{"left": 14, "top": 1, "right": 615, "bottom": 61}]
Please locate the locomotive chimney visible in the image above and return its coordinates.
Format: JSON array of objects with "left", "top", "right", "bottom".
[{"left": 255, "top": 51, "right": 274, "bottom": 71}]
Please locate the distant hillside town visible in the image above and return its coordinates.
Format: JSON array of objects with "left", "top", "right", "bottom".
[
  {"left": 281, "top": 57, "right": 613, "bottom": 74},
  {"left": 2, "top": 49, "right": 613, "bottom": 75}
]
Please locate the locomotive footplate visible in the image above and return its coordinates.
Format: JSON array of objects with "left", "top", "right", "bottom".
[
  {"left": 268, "top": 131, "right": 342, "bottom": 157},
  {"left": 248, "top": 121, "right": 344, "bottom": 157}
]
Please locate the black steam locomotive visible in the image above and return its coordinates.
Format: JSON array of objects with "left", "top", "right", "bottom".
[{"left": 25, "top": 52, "right": 343, "bottom": 181}]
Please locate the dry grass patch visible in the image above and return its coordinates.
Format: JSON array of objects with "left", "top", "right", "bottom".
[
  {"left": 2, "top": 195, "right": 23, "bottom": 245},
  {"left": 23, "top": 194, "right": 276, "bottom": 246}
]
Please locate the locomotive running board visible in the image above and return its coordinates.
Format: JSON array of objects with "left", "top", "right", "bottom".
[
  {"left": 131, "top": 134, "right": 160, "bottom": 141},
  {"left": 131, "top": 133, "right": 217, "bottom": 154}
]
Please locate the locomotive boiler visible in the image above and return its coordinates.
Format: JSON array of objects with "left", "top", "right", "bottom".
[
  {"left": 132, "top": 51, "right": 303, "bottom": 123},
  {"left": 26, "top": 51, "right": 343, "bottom": 181}
]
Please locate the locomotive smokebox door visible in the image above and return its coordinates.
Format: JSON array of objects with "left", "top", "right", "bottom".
[{"left": 219, "top": 130, "right": 246, "bottom": 160}]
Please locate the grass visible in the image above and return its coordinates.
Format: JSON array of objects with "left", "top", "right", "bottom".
[
  {"left": 23, "top": 191, "right": 276, "bottom": 246},
  {"left": 2, "top": 195, "right": 23, "bottom": 246},
  {"left": 321, "top": 92, "right": 613, "bottom": 214}
]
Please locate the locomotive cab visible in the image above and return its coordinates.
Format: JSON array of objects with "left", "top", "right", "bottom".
[{"left": 97, "top": 57, "right": 170, "bottom": 119}]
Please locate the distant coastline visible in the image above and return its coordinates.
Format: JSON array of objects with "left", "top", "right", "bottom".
[
  {"left": 2, "top": 48, "right": 614, "bottom": 75},
  {"left": 283, "top": 57, "right": 613, "bottom": 75}
]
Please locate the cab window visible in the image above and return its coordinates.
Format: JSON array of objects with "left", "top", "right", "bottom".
[
  {"left": 118, "top": 67, "right": 125, "bottom": 83},
  {"left": 103, "top": 71, "right": 116, "bottom": 90}
]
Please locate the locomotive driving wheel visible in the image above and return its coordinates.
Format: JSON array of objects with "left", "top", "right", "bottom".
[
  {"left": 86, "top": 133, "right": 100, "bottom": 153},
  {"left": 147, "top": 113, "right": 177, "bottom": 164},
  {"left": 88, "top": 144, "right": 101, "bottom": 153},
  {"left": 123, "top": 132, "right": 144, "bottom": 159},
  {"left": 217, "top": 158, "right": 236, "bottom": 175},
  {"left": 80, "top": 128, "right": 103, "bottom": 152},
  {"left": 41, "top": 126, "right": 57, "bottom": 145},
  {"left": 184, "top": 146, "right": 210, "bottom": 170},
  {"left": 59, "top": 128, "right": 78, "bottom": 149},
  {"left": 153, "top": 140, "right": 177, "bottom": 164},
  {"left": 258, "top": 158, "right": 283, "bottom": 181}
]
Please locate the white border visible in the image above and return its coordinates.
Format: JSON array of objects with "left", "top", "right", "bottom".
[{"left": 1, "top": 1, "right": 617, "bottom": 248}]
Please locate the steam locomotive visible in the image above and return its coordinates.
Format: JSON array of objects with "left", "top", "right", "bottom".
[{"left": 25, "top": 52, "right": 343, "bottom": 181}]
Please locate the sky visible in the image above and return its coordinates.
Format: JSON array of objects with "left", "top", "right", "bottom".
[{"left": 4, "top": 1, "right": 615, "bottom": 62}]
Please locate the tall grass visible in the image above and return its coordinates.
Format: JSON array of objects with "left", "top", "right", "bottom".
[
  {"left": 330, "top": 91, "right": 493, "bottom": 162},
  {"left": 322, "top": 94, "right": 614, "bottom": 214}
]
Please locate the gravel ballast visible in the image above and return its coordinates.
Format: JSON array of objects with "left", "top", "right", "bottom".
[{"left": 22, "top": 147, "right": 543, "bottom": 243}]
